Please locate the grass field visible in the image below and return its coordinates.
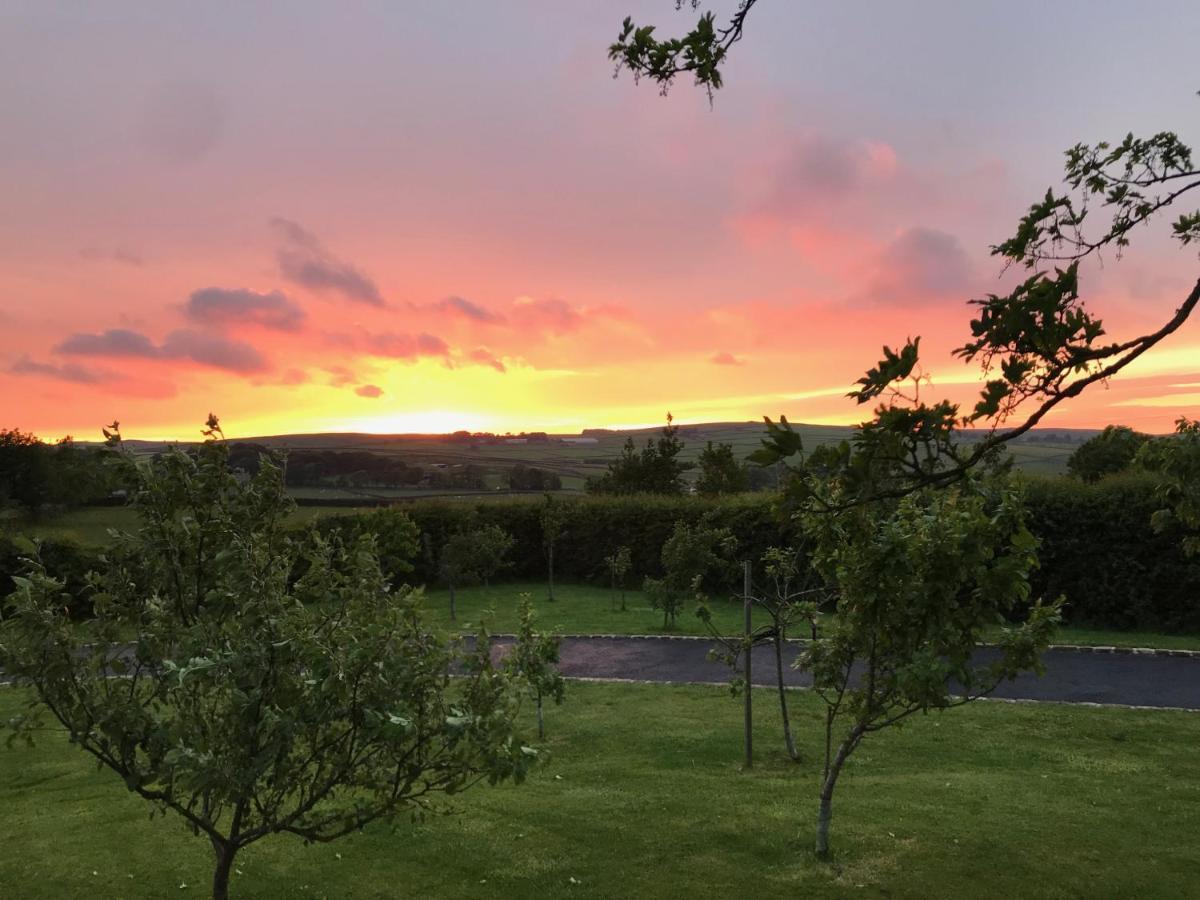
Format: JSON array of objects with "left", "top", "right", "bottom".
[
  {"left": 4, "top": 506, "right": 373, "bottom": 546},
  {"left": 420, "top": 581, "right": 1200, "bottom": 651},
  {"left": 1, "top": 682, "right": 1197, "bottom": 899}
]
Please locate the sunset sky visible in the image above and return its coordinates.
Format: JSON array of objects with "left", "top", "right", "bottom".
[{"left": 3, "top": 1, "right": 1200, "bottom": 441}]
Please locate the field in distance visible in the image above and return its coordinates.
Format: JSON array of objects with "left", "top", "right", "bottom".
[{"left": 217, "top": 422, "right": 1099, "bottom": 493}]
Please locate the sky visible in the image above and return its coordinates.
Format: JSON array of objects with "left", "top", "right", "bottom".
[{"left": 3, "top": 1, "right": 1200, "bottom": 441}]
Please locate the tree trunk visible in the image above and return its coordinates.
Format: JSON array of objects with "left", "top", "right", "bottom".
[
  {"left": 816, "top": 730, "right": 860, "bottom": 858},
  {"left": 610, "top": 572, "right": 616, "bottom": 611},
  {"left": 449, "top": 582, "right": 457, "bottom": 622},
  {"left": 620, "top": 586, "right": 626, "bottom": 612},
  {"left": 536, "top": 690, "right": 545, "bottom": 739},
  {"left": 773, "top": 629, "right": 799, "bottom": 761},
  {"left": 211, "top": 839, "right": 235, "bottom": 900},
  {"left": 548, "top": 546, "right": 556, "bottom": 602}
]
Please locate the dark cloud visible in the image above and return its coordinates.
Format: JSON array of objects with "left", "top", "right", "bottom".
[
  {"left": 435, "top": 296, "right": 505, "bottom": 324},
  {"left": 185, "top": 287, "right": 306, "bottom": 332},
  {"left": 56, "top": 328, "right": 160, "bottom": 357},
  {"left": 56, "top": 327, "right": 267, "bottom": 374},
  {"left": 867, "top": 227, "right": 973, "bottom": 305},
  {"left": 364, "top": 331, "right": 450, "bottom": 360},
  {"left": 469, "top": 348, "right": 507, "bottom": 373},
  {"left": 710, "top": 352, "right": 744, "bottom": 366},
  {"left": 10, "top": 357, "right": 113, "bottom": 384},
  {"left": 355, "top": 384, "right": 384, "bottom": 398},
  {"left": 270, "top": 218, "right": 385, "bottom": 307},
  {"left": 160, "top": 330, "right": 268, "bottom": 374}
]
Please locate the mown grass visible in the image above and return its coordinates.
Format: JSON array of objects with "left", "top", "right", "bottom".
[
  {"left": 423, "top": 581, "right": 1200, "bottom": 650},
  {"left": 1, "top": 682, "right": 1197, "bottom": 898},
  {"left": 5, "top": 506, "right": 372, "bottom": 546}
]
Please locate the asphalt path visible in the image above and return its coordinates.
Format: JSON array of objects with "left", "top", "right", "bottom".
[
  {"left": 492, "top": 636, "right": 1200, "bottom": 711},
  {"left": 5, "top": 636, "right": 1198, "bottom": 710}
]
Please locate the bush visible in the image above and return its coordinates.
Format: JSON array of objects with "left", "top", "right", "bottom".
[
  {"left": 0, "top": 534, "right": 103, "bottom": 619},
  {"left": 1021, "top": 473, "right": 1200, "bottom": 632}
]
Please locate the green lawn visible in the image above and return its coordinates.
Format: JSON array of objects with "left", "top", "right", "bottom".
[
  {"left": 422, "top": 581, "right": 1200, "bottom": 651},
  {"left": 1, "top": 682, "right": 1197, "bottom": 898},
  {"left": 422, "top": 581, "right": 773, "bottom": 637},
  {"left": 5, "top": 506, "right": 373, "bottom": 546}
]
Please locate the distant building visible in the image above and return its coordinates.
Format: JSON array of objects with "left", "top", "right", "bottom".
[
  {"left": 505, "top": 438, "right": 528, "bottom": 444},
  {"left": 560, "top": 437, "right": 599, "bottom": 445}
]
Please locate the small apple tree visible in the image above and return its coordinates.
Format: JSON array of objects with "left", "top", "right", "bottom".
[
  {"left": 0, "top": 418, "right": 539, "bottom": 900},
  {"left": 504, "top": 593, "right": 566, "bottom": 739}
]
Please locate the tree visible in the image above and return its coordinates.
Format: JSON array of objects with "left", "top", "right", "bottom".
[
  {"left": 608, "top": 5, "right": 1200, "bottom": 858},
  {"left": 540, "top": 494, "right": 569, "bottom": 602},
  {"left": 1138, "top": 417, "right": 1200, "bottom": 555},
  {"left": 347, "top": 506, "right": 420, "bottom": 588},
  {"left": 609, "top": 1, "right": 761, "bottom": 99},
  {"left": 644, "top": 519, "right": 735, "bottom": 629},
  {"left": 604, "top": 545, "right": 633, "bottom": 611},
  {"left": 474, "top": 523, "right": 516, "bottom": 587},
  {"left": 798, "top": 472, "right": 1060, "bottom": 857},
  {"left": 1067, "top": 425, "right": 1150, "bottom": 483},
  {"left": 587, "top": 414, "right": 690, "bottom": 495},
  {"left": 0, "top": 417, "right": 539, "bottom": 900},
  {"left": 695, "top": 440, "right": 749, "bottom": 496},
  {"left": 0, "top": 428, "right": 51, "bottom": 513},
  {"left": 507, "top": 464, "right": 563, "bottom": 491},
  {"left": 504, "top": 594, "right": 566, "bottom": 739},
  {"left": 439, "top": 523, "right": 515, "bottom": 620},
  {"left": 700, "top": 546, "right": 831, "bottom": 761}
]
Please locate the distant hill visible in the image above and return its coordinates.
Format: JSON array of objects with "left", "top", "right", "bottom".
[{"left": 95, "top": 422, "right": 1099, "bottom": 489}]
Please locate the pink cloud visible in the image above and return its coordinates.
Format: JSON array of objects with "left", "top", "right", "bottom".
[{"left": 710, "top": 351, "right": 745, "bottom": 366}]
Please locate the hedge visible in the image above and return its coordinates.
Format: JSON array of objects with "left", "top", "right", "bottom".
[
  {"left": 1021, "top": 473, "right": 1200, "bottom": 633},
  {"left": 3, "top": 474, "right": 1198, "bottom": 632}
]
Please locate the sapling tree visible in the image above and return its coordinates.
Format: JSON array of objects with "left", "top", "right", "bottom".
[
  {"left": 604, "top": 545, "right": 633, "bottom": 611},
  {"left": 700, "top": 546, "right": 832, "bottom": 761},
  {"left": 439, "top": 523, "right": 514, "bottom": 620},
  {"left": 644, "top": 519, "right": 735, "bottom": 629},
  {"left": 797, "top": 473, "right": 1060, "bottom": 857},
  {"left": 540, "top": 494, "right": 569, "bottom": 602},
  {"left": 473, "top": 523, "right": 516, "bottom": 587},
  {"left": 0, "top": 418, "right": 539, "bottom": 900},
  {"left": 504, "top": 593, "right": 566, "bottom": 739}
]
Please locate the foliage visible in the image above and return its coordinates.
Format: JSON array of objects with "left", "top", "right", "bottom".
[
  {"left": 0, "top": 417, "right": 538, "bottom": 900},
  {"left": 503, "top": 594, "right": 565, "bottom": 739},
  {"left": 644, "top": 519, "right": 736, "bottom": 629},
  {"left": 1138, "top": 418, "right": 1200, "bottom": 556},
  {"left": 695, "top": 440, "right": 750, "bottom": 496},
  {"left": 382, "top": 483, "right": 1200, "bottom": 632},
  {"left": 700, "top": 546, "right": 832, "bottom": 760},
  {"left": 339, "top": 505, "right": 420, "bottom": 587},
  {"left": 604, "top": 545, "right": 633, "bottom": 611},
  {"left": 1066, "top": 425, "right": 1150, "bottom": 482},
  {"left": 1022, "top": 472, "right": 1200, "bottom": 632},
  {"left": 799, "top": 473, "right": 1061, "bottom": 856},
  {"left": 0, "top": 429, "right": 117, "bottom": 513},
  {"left": 540, "top": 494, "right": 569, "bottom": 601},
  {"left": 438, "top": 523, "right": 515, "bottom": 620},
  {"left": 609, "top": 1, "right": 761, "bottom": 98},
  {"left": 506, "top": 464, "right": 563, "bottom": 491},
  {"left": 586, "top": 414, "right": 690, "bottom": 495}
]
